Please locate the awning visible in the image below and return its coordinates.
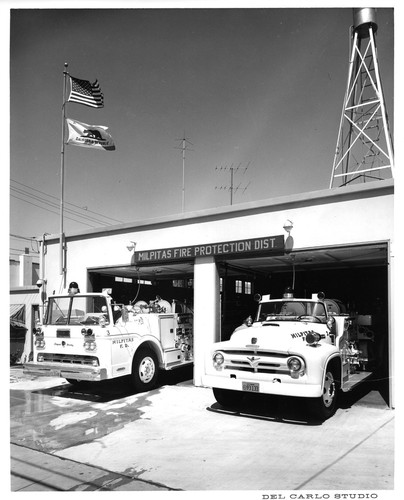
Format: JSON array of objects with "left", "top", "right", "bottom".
[{"left": 10, "top": 304, "right": 27, "bottom": 330}]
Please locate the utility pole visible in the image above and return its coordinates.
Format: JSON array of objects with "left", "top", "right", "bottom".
[{"left": 175, "top": 134, "right": 193, "bottom": 213}]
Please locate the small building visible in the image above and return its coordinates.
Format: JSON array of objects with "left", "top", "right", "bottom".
[
  {"left": 10, "top": 252, "right": 40, "bottom": 364},
  {"left": 38, "top": 179, "right": 395, "bottom": 406}
]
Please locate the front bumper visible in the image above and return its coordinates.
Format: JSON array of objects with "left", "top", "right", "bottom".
[
  {"left": 23, "top": 362, "right": 108, "bottom": 381},
  {"left": 202, "top": 373, "right": 323, "bottom": 398}
]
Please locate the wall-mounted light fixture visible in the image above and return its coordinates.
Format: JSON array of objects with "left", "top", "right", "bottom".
[
  {"left": 283, "top": 219, "right": 293, "bottom": 234},
  {"left": 283, "top": 219, "right": 294, "bottom": 255},
  {"left": 127, "top": 241, "right": 136, "bottom": 252}
]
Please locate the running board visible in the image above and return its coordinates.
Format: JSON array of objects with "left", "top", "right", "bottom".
[
  {"left": 342, "top": 371, "right": 373, "bottom": 392},
  {"left": 206, "top": 403, "right": 314, "bottom": 425}
]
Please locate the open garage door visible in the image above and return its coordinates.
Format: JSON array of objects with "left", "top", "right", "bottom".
[
  {"left": 218, "top": 242, "right": 390, "bottom": 404},
  {"left": 88, "top": 261, "right": 194, "bottom": 311},
  {"left": 88, "top": 261, "right": 195, "bottom": 386}
]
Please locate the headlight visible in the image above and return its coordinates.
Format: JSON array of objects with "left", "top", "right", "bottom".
[
  {"left": 84, "top": 340, "right": 97, "bottom": 351},
  {"left": 34, "top": 328, "right": 45, "bottom": 348},
  {"left": 287, "top": 356, "right": 305, "bottom": 378},
  {"left": 213, "top": 351, "right": 224, "bottom": 369},
  {"left": 287, "top": 357, "right": 302, "bottom": 371},
  {"left": 35, "top": 337, "right": 45, "bottom": 348}
]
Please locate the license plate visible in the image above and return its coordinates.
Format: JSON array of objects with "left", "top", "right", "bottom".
[{"left": 242, "top": 381, "right": 259, "bottom": 393}]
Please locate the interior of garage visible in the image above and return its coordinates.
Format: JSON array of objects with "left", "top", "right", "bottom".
[{"left": 88, "top": 241, "right": 390, "bottom": 404}]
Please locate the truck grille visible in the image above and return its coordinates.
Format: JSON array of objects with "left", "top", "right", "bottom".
[
  {"left": 223, "top": 349, "right": 289, "bottom": 358},
  {"left": 42, "top": 353, "right": 98, "bottom": 366},
  {"left": 221, "top": 350, "right": 289, "bottom": 374}
]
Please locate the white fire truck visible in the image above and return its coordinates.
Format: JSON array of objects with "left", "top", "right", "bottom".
[
  {"left": 202, "top": 288, "right": 375, "bottom": 419},
  {"left": 24, "top": 286, "right": 193, "bottom": 391}
]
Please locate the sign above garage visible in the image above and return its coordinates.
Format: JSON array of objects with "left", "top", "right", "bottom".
[{"left": 134, "top": 235, "right": 284, "bottom": 264}]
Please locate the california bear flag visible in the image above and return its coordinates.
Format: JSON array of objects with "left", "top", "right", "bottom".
[{"left": 66, "top": 118, "right": 116, "bottom": 151}]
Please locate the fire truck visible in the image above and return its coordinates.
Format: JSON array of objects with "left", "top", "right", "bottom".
[
  {"left": 24, "top": 284, "right": 193, "bottom": 391},
  {"left": 202, "top": 288, "right": 376, "bottom": 419}
]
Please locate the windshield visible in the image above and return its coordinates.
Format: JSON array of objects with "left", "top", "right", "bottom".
[
  {"left": 46, "top": 296, "right": 111, "bottom": 325},
  {"left": 256, "top": 300, "right": 327, "bottom": 323}
]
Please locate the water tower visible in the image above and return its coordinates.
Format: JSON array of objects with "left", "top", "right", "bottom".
[{"left": 329, "top": 8, "right": 394, "bottom": 188}]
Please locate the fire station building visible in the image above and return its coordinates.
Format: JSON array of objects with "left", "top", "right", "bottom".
[{"left": 37, "top": 179, "right": 395, "bottom": 406}]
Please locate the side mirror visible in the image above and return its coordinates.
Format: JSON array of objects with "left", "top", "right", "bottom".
[{"left": 243, "top": 316, "right": 253, "bottom": 327}]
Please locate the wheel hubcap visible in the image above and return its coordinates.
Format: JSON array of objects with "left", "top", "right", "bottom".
[
  {"left": 139, "top": 356, "right": 155, "bottom": 383},
  {"left": 323, "top": 371, "right": 336, "bottom": 408}
]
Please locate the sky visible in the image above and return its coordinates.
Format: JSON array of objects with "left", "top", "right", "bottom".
[{"left": 6, "top": 1, "right": 396, "bottom": 259}]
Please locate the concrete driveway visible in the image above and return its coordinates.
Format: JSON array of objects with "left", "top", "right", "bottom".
[{"left": 10, "top": 366, "right": 394, "bottom": 492}]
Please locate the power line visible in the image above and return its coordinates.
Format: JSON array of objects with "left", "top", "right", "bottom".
[
  {"left": 10, "top": 184, "right": 121, "bottom": 227},
  {"left": 11, "top": 186, "right": 110, "bottom": 227},
  {"left": 11, "top": 179, "right": 122, "bottom": 224},
  {"left": 10, "top": 193, "right": 97, "bottom": 228},
  {"left": 11, "top": 178, "right": 123, "bottom": 222},
  {"left": 10, "top": 234, "right": 40, "bottom": 257},
  {"left": 10, "top": 234, "right": 38, "bottom": 241},
  {"left": 10, "top": 188, "right": 121, "bottom": 228}
]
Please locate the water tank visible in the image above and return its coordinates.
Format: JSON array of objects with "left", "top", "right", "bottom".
[{"left": 353, "top": 8, "right": 378, "bottom": 38}]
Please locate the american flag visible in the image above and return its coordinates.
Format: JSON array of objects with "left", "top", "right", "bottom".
[{"left": 68, "top": 76, "right": 104, "bottom": 108}]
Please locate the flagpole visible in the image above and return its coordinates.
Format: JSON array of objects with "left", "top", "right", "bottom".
[{"left": 60, "top": 62, "right": 68, "bottom": 281}]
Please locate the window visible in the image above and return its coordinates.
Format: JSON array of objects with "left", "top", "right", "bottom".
[
  {"left": 138, "top": 279, "right": 152, "bottom": 285},
  {"left": 244, "top": 281, "right": 252, "bottom": 295},
  {"left": 46, "top": 296, "right": 110, "bottom": 325},
  {"left": 32, "top": 263, "right": 40, "bottom": 285},
  {"left": 173, "top": 279, "right": 193, "bottom": 288},
  {"left": 235, "top": 280, "right": 243, "bottom": 294},
  {"left": 115, "top": 276, "right": 133, "bottom": 283}
]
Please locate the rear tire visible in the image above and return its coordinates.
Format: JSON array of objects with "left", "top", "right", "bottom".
[
  {"left": 311, "top": 367, "right": 340, "bottom": 420},
  {"left": 131, "top": 347, "right": 159, "bottom": 392},
  {"left": 213, "top": 388, "right": 244, "bottom": 408}
]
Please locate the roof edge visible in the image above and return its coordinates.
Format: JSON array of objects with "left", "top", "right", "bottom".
[{"left": 42, "top": 179, "right": 394, "bottom": 243}]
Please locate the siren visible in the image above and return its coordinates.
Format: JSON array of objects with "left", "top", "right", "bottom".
[{"left": 68, "top": 281, "right": 80, "bottom": 294}]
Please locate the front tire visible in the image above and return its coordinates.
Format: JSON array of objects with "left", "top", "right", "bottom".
[
  {"left": 213, "top": 388, "right": 244, "bottom": 408},
  {"left": 65, "top": 378, "right": 93, "bottom": 389},
  {"left": 131, "top": 347, "right": 159, "bottom": 392},
  {"left": 65, "top": 378, "right": 83, "bottom": 386},
  {"left": 312, "top": 368, "right": 340, "bottom": 420}
]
